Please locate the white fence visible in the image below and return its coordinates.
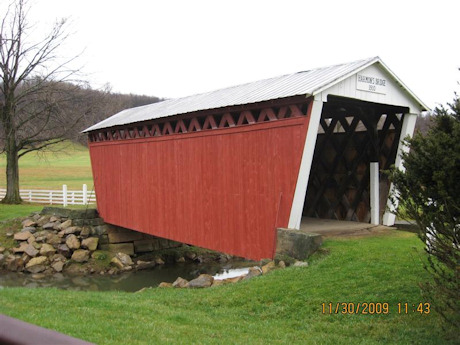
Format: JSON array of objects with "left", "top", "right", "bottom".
[{"left": 0, "top": 184, "right": 96, "bottom": 206}]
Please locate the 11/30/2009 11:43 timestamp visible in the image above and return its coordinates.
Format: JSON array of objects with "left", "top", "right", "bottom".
[{"left": 321, "top": 302, "right": 431, "bottom": 315}]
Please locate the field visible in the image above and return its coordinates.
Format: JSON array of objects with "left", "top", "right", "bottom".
[
  {"left": 0, "top": 141, "right": 94, "bottom": 190},
  {"left": 0, "top": 212, "right": 456, "bottom": 344}
]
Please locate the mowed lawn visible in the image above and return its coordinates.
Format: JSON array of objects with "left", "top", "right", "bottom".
[
  {"left": 0, "top": 216, "right": 457, "bottom": 344},
  {"left": 0, "top": 141, "right": 94, "bottom": 190}
]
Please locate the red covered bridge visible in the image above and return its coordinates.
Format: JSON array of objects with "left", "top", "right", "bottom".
[{"left": 84, "top": 57, "right": 428, "bottom": 260}]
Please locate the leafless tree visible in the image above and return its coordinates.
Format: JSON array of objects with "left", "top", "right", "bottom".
[{"left": 0, "top": 0, "right": 86, "bottom": 203}]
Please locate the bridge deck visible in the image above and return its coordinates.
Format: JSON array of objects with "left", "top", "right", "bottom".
[{"left": 299, "top": 217, "right": 393, "bottom": 238}]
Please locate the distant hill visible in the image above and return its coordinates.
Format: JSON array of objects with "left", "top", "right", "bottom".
[{"left": 72, "top": 87, "right": 163, "bottom": 145}]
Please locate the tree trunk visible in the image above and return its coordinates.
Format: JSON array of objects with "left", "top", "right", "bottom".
[{"left": 2, "top": 139, "right": 22, "bottom": 204}]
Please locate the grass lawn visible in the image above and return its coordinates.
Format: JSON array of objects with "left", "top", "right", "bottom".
[
  {"left": 0, "top": 141, "right": 94, "bottom": 190},
  {"left": 0, "top": 204, "right": 44, "bottom": 221},
  {"left": 0, "top": 211, "right": 456, "bottom": 344}
]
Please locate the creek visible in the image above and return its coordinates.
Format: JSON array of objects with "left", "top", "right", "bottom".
[{"left": 0, "top": 260, "right": 254, "bottom": 292}]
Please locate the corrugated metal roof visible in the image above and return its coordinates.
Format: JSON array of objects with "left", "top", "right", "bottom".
[{"left": 83, "top": 57, "right": 425, "bottom": 132}]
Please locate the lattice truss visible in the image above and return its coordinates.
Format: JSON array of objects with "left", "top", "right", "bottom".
[
  {"left": 304, "top": 101, "right": 405, "bottom": 223},
  {"left": 89, "top": 100, "right": 311, "bottom": 143}
]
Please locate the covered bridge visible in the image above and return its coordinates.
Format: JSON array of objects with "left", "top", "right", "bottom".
[{"left": 84, "top": 57, "right": 428, "bottom": 260}]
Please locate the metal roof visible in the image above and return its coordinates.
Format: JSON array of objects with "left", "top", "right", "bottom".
[{"left": 84, "top": 57, "right": 427, "bottom": 132}]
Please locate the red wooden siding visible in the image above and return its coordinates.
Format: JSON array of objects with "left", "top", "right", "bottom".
[{"left": 89, "top": 106, "right": 311, "bottom": 260}]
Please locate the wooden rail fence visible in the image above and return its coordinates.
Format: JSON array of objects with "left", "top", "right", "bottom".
[{"left": 0, "top": 184, "right": 96, "bottom": 206}]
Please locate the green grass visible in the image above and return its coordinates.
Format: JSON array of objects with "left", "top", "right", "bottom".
[
  {"left": 0, "top": 229, "right": 456, "bottom": 344},
  {"left": 0, "top": 141, "right": 94, "bottom": 190},
  {"left": 0, "top": 204, "right": 44, "bottom": 221}
]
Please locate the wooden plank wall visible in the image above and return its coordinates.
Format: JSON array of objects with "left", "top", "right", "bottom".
[{"left": 89, "top": 113, "right": 310, "bottom": 260}]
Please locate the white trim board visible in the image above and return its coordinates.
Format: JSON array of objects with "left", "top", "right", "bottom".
[{"left": 288, "top": 96, "right": 323, "bottom": 229}]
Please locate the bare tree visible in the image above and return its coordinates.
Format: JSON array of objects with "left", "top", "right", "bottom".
[{"left": 0, "top": 0, "right": 85, "bottom": 204}]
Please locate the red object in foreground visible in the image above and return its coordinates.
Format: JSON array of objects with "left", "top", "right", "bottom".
[
  {"left": 89, "top": 100, "right": 312, "bottom": 260},
  {"left": 0, "top": 314, "right": 94, "bottom": 345}
]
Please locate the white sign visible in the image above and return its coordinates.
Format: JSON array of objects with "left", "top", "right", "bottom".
[{"left": 356, "top": 74, "right": 387, "bottom": 94}]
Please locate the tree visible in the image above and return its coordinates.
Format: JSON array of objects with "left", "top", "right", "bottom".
[
  {"left": 389, "top": 91, "right": 460, "bottom": 328},
  {"left": 0, "top": 0, "right": 85, "bottom": 204}
]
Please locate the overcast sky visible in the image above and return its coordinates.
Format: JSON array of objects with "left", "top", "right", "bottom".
[{"left": 10, "top": 0, "right": 460, "bottom": 109}]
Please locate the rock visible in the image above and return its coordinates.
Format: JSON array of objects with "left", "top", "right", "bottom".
[
  {"left": 79, "top": 226, "right": 91, "bottom": 238},
  {"left": 57, "top": 244, "right": 71, "bottom": 258},
  {"left": 22, "top": 226, "right": 37, "bottom": 234},
  {"left": 24, "top": 244, "right": 39, "bottom": 257},
  {"left": 34, "top": 214, "right": 48, "bottom": 225},
  {"left": 107, "top": 227, "right": 143, "bottom": 243},
  {"left": 155, "top": 257, "right": 165, "bottom": 265},
  {"left": 212, "top": 280, "right": 225, "bottom": 287},
  {"left": 26, "top": 255, "right": 48, "bottom": 266},
  {"left": 133, "top": 240, "right": 154, "bottom": 253},
  {"left": 116, "top": 252, "right": 133, "bottom": 266},
  {"left": 261, "top": 261, "right": 276, "bottom": 274},
  {"left": 66, "top": 234, "right": 80, "bottom": 250},
  {"left": 158, "top": 282, "right": 173, "bottom": 288},
  {"left": 293, "top": 261, "right": 309, "bottom": 267},
  {"left": 57, "top": 219, "right": 72, "bottom": 230},
  {"left": 13, "top": 242, "right": 29, "bottom": 253},
  {"left": 172, "top": 277, "right": 189, "bottom": 288},
  {"left": 278, "top": 260, "right": 286, "bottom": 268},
  {"left": 21, "top": 253, "right": 31, "bottom": 264},
  {"left": 135, "top": 287, "right": 152, "bottom": 293},
  {"left": 51, "top": 253, "right": 66, "bottom": 262},
  {"left": 71, "top": 249, "right": 90, "bottom": 263},
  {"left": 40, "top": 243, "right": 56, "bottom": 256},
  {"left": 0, "top": 253, "right": 4, "bottom": 263},
  {"left": 32, "top": 273, "right": 46, "bottom": 279},
  {"left": 175, "top": 256, "right": 186, "bottom": 263},
  {"left": 276, "top": 229, "right": 323, "bottom": 260},
  {"left": 46, "top": 233, "right": 61, "bottom": 245},
  {"left": 27, "top": 236, "right": 36, "bottom": 244},
  {"left": 0, "top": 247, "right": 4, "bottom": 253},
  {"left": 34, "top": 230, "right": 52, "bottom": 238},
  {"left": 40, "top": 207, "right": 72, "bottom": 218},
  {"left": 14, "top": 231, "right": 33, "bottom": 241},
  {"left": 223, "top": 276, "right": 245, "bottom": 284},
  {"left": 6, "top": 232, "right": 14, "bottom": 237},
  {"left": 136, "top": 260, "right": 156, "bottom": 270},
  {"left": 188, "top": 274, "right": 214, "bottom": 288},
  {"left": 91, "top": 224, "right": 108, "bottom": 236},
  {"left": 185, "top": 252, "right": 197, "bottom": 260},
  {"left": 25, "top": 256, "right": 48, "bottom": 273},
  {"left": 49, "top": 216, "right": 60, "bottom": 222},
  {"left": 42, "top": 222, "right": 56, "bottom": 230},
  {"left": 22, "top": 219, "right": 37, "bottom": 228},
  {"left": 52, "top": 222, "right": 62, "bottom": 230},
  {"left": 6, "top": 257, "right": 24, "bottom": 272},
  {"left": 63, "top": 226, "right": 81, "bottom": 235},
  {"left": 81, "top": 237, "right": 99, "bottom": 251},
  {"left": 110, "top": 256, "right": 124, "bottom": 269},
  {"left": 51, "top": 261, "right": 65, "bottom": 272},
  {"left": 243, "top": 266, "right": 262, "bottom": 280}
]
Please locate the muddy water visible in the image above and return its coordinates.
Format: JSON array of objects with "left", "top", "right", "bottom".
[{"left": 0, "top": 261, "right": 254, "bottom": 292}]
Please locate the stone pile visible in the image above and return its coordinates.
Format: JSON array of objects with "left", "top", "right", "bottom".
[
  {"left": 1, "top": 213, "right": 101, "bottom": 274},
  {"left": 158, "top": 260, "right": 287, "bottom": 289},
  {"left": 0, "top": 207, "right": 234, "bottom": 276}
]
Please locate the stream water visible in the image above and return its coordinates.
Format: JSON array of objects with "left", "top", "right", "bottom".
[{"left": 0, "top": 261, "right": 254, "bottom": 292}]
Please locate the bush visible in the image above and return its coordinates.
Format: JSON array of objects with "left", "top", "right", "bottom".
[{"left": 390, "top": 93, "right": 460, "bottom": 328}]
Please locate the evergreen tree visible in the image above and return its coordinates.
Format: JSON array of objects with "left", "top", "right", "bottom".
[{"left": 390, "top": 91, "right": 460, "bottom": 328}]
